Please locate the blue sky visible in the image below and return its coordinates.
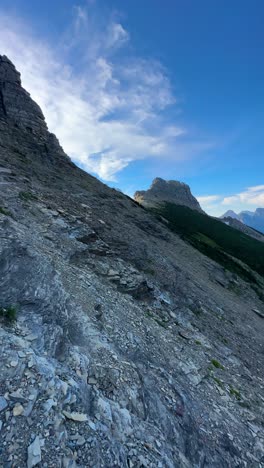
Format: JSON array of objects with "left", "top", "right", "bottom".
[{"left": 0, "top": 0, "right": 264, "bottom": 215}]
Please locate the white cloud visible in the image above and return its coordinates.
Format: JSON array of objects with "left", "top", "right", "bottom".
[
  {"left": 0, "top": 7, "right": 212, "bottom": 181},
  {"left": 197, "top": 185, "right": 264, "bottom": 216},
  {"left": 197, "top": 195, "right": 221, "bottom": 204},
  {"left": 222, "top": 186, "right": 264, "bottom": 206},
  {"left": 247, "top": 185, "right": 264, "bottom": 192},
  {"left": 106, "top": 23, "right": 129, "bottom": 49}
]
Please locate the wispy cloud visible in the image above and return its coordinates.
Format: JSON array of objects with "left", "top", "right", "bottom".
[
  {"left": 197, "top": 185, "right": 264, "bottom": 216},
  {"left": 197, "top": 195, "right": 221, "bottom": 204},
  {"left": 222, "top": 186, "right": 264, "bottom": 206},
  {"left": 0, "top": 6, "right": 212, "bottom": 181}
]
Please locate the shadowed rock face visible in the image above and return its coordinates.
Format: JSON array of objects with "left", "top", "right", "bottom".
[
  {"left": 0, "top": 55, "right": 47, "bottom": 133},
  {"left": 134, "top": 177, "right": 204, "bottom": 212},
  {"left": 1, "top": 56, "right": 264, "bottom": 467},
  {"left": 0, "top": 55, "right": 67, "bottom": 164}
]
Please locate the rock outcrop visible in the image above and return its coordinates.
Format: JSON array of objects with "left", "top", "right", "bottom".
[
  {"left": 134, "top": 177, "right": 203, "bottom": 212},
  {"left": 0, "top": 55, "right": 47, "bottom": 134},
  {"left": 1, "top": 56, "right": 264, "bottom": 467}
]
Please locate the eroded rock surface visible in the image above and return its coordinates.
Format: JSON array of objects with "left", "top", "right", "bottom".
[{"left": 0, "top": 56, "right": 264, "bottom": 467}]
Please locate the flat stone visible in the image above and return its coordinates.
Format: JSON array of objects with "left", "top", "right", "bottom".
[
  {"left": 27, "top": 436, "right": 42, "bottom": 467},
  {"left": 76, "top": 436, "right": 86, "bottom": 446},
  {"left": 28, "top": 358, "right": 35, "bottom": 368},
  {"left": 178, "top": 330, "right": 192, "bottom": 340},
  {"left": 48, "top": 210, "right": 59, "bottom": 216},
  {"left": 88, "top": 377, "right": 97, "bottom": 385},
  {"left": 13, "top": 403, "right": 24, "bottom": 416},
  {"left": 10, "top": 360, "right": 18, "bottom": 367},
  {"left": 43, "top": 398, "right": 57, "bottom": 412},
  {"left": 88, "top": 421, "right": 96, "bottom": 431},
  {"left": 108, "top": 269, "right": 120, "bottom": 277},
  {"left": 169, "top": 311, "right": 177, "bottom": 319},
  {"left": 252, "top": 308, "right": 264, "bottom": 319},
  {"left": 0, "top": 396, "right": 8, "bottom": 413},
  {"left": 9, "top": 391, "right": 28, "bottom": 403},
  {"left": 63, "top": 411, "right": 88, "bottom": 422},
  {"left": 25, "top": 334, "right": 38, "bottom": 341}
]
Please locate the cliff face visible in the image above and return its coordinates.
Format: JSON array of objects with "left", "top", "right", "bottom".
[
  {"left": 0, "top": 55, "right": 47, "bottom": 134},
  {"left": 1, "top": 56, "right": 264, "bottom": 467},
  {"left": 134, "top": 177, "right": 204, "bottom": 212}
]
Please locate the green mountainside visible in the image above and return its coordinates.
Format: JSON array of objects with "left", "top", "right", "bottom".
[{"left": 151, "top": 202, "right": 264, "bottom": 287}]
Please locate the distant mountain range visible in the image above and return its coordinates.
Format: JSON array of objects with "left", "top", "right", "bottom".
[
  {"left": 135, "top": 178, "right": 264, "bottom": 243},
  {"left": 221, "top": 208, "right": 264, "bottom": 234}
]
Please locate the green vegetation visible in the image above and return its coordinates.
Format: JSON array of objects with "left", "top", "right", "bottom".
[
  {"left": 145, "top": 309, "right": 168, "bottom": 328},
  {"left": 0, "top": 207, "right": 11, "bottom": 216},
  {"left": 19, "top": 191, "right": 37, "bottom": 201},
  {"left": 211, "top": 359, "right": 224, "bottom": 370},
  {"left": 229, "top": 386, "right": 241, "bottom": 400},
  {"left": 0, "top": 306, "right": 17, "bottom": 322},
  {"left": 143, "top": 267, "right": 156, "bottom": 276},
  {"left": 213, "top": 376, "right": 224, "bottom": 388},
  {"left": 151, "top": 203, "right": 264, "bottom": 283},
  {"left": 220, "top": 337, "right": 228, "bottom": 345},
  {"left": 195, "top": 340, "right": 202, "bottom": 345}
]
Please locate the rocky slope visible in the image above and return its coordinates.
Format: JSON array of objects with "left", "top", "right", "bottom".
[
  {"left": 0, "top": 55, "right": 264, "bottom": 467},
  {"left": 221, "top": 208, "right": 264, "bottom": 234},
  {"left": 134, "top": 178, "right": 203, "bottom": 213}
]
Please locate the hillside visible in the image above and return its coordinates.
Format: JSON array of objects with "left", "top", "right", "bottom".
[
  {"left": 151, "top": 202, "right": 264, "bottom": 285},
  {"left": 220, "top": 216, "right": 264, "bottom": 243},
  {"left": 1, "top": 55, "right": 264, "bottom": 467}
]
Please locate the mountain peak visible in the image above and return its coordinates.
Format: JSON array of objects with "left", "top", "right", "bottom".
[
  {"left": 0, "top": 55, "right": 70, "bottom": 170},
  {"left": 134, "top": 177, "right": 203, "bottom": 212},
  {"left": 220, "top": 210, "right": 240, "bottom": 221},
  {"left": 221, "top": 207, "right": 264, "bottom": 234},
  {"left": 0, "top": 54, "right": 48, "bottom": 134},
  {"left": 0, "top": 55, "right": 21, "bottom": 85}
]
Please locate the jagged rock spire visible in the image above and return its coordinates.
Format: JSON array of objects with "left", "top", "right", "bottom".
[
  {"left": 0, "top": 54, "right": 69, "bottom": 166},
  {"left": 0, "top": 54, "right": 47, "bottom": 134},
  {"left": 0, "top": 55, "right": 21, "bottom": 85}
]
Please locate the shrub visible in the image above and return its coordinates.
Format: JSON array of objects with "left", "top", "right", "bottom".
[
  {"left": 0, "top": 306, "right": 17, "bottom": 322},
  {"left": 229, "top": 386, "right": 241, "bottom": 400},
  {"left": 19, "top": 191, "right": 37, "bottom": 201},
  {"left": 213, "top": 377, "right": 224, "bottom": 388},
  {"left": 0, "top": 207, "right": 11, "bottom": 216},
  {"left": 211, "top": 359, "right": 224, "bottom": 370}
]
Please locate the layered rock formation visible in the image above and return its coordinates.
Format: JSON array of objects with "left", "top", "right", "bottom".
[
  {"left": 0, "top": 54, "right": 67, "bottom": 163},
  {"left": 134, "top": 177, "right": 203, "bottom": 212},
  {"left": 1, "top": 56, "right": 264, "bottom": 467}
]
